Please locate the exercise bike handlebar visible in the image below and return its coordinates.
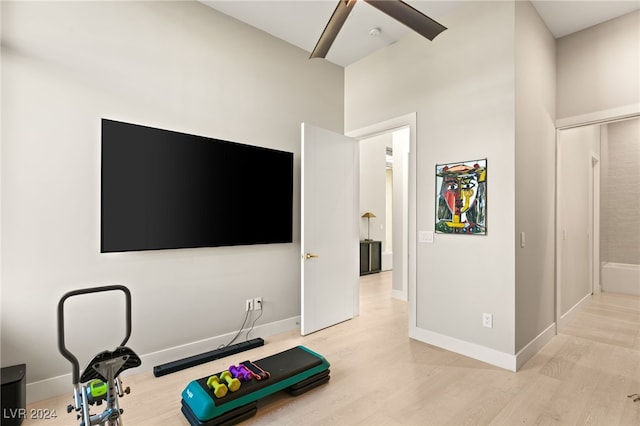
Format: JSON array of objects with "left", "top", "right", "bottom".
[{"left": 57, "top": 285, "right": 132, "bottom": 385}]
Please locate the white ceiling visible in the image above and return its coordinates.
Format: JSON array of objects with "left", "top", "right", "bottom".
[{"left": 201, "top": 1, "right": 640, "bottom": 67}]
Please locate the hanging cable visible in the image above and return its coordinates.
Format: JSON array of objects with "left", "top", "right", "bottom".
[
  {"left": 218, "top": 308, "right": 251, "bottom": 349},
  {"left": 245, "top": 308, "right": 263, "bottom": 341}
]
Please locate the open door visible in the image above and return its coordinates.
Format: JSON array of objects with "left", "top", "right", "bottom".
[{"left": 301, "top": 123, "right": 359, "bottom": 335}]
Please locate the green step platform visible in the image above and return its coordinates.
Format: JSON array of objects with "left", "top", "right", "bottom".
[{"left": 181, "top": 346, "right": 330, "bottom": 425}]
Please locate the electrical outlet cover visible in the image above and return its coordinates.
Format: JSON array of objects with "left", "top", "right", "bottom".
[
  {"left": 254, "top": 297, "right": 262, "bottom": 310},
  {"left": 482, "top": 313, "right": 493, "bottom": 328}
]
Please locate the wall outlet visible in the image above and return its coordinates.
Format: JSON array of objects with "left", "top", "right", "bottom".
[
  {"left": 482, "top": 313, "right": 493, "bottom": 328},
  {"left": 245, "top": 299, "right": 253, "bottom": 312},
  {"left": 253, "top": 297, "right": 263, "bottom": 311}
]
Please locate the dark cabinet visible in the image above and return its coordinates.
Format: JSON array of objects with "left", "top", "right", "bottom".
[{"left": 360, "top": 240, "right": 381, "bottom": 275}]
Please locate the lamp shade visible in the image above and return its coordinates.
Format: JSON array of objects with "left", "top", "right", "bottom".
[{"left": 362, "top": 212, "right": 376, "bottom": 241}]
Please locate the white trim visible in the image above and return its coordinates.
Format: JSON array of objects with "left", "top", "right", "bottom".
[
  {"left": 589, "top": 151, "right": 601, "bottom": 294},
  {"left": 602, "top": 263, "right": 640, "bottom": 296},
  {"left": 25, "top": 374, "right": 70, "bottom": 407},
  {"left": 391, "top": 289, "right": 407, "bottom": 301},
  {"left": 346, "top": 114, "right": 416, "bottom": 140},
  {"left": 409, "top": 327, "right": 517, "bottom": 372},
  {"left": 554, "top": 128, "right": 562, "bottom": 330},
  {"left": 558, "top": 292, "right": 591, "bottom": 331},
  {"left": 515, "top": 323, "right": 556, "bottom": 370},
  {"left": 556, "top": 104, "right": 640, "bottom": 129},
  {"left": 26, "top": 316, "right": 300, "bottom": 403}
]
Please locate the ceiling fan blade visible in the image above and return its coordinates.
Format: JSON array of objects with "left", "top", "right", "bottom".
[
  {"left": 363, "top": 0, "right": 447, "bottom": 41},
  {"left": 310, "top": 0, "right": 357, "bottom": 59}
]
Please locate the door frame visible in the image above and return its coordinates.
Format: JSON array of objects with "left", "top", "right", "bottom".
[
  {"left": 555, "top": 106, "right": 640, "bottom": 330},
  {"left": 346, "top": 112, "right": 417, "bottom": 314},
  {"left": 589, "top": 151, "right": 601, "bottom": 294}
]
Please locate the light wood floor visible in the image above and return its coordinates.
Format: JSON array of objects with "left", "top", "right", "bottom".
[{"left": 25, "top": 271, "right": 640, "bottom": 425}]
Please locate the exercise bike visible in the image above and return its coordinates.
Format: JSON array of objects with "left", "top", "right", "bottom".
[{"left": 57, "top": 285, "right": 141, "bottom": 426}]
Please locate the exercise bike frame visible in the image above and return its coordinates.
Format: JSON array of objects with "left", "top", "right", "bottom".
[{"left": 57, "top": 285, "right": 134, "bottom": 426}]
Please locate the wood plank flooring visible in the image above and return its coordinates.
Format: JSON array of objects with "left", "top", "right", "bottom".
[{"left": 24, "top": 272, "right": 640, "bottom": 425}]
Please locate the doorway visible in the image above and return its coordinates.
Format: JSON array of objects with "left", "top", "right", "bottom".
[
  {"left": 358, "top": 127, "right": 409, "bottom": 300},
  {"left": 556, "top": 114, "right": 640, "bottom": 326},
  {"left": 347, "top": 113, "right": 417, "bottom": 306}
]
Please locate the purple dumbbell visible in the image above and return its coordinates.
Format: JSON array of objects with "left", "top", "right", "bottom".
[{"left": 229, "top": 364, "right": 253, "bottom": 382}]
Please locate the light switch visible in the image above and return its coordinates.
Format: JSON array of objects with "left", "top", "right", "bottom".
[{"left": 419, "top": 231, "right": 434, "bottom": 243}]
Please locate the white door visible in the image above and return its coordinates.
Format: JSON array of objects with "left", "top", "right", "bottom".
[{"left": 301, "top": 123, "right": 359, "bottom": 335}]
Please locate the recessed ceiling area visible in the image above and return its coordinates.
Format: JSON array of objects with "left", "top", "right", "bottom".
[
  {"left": 200, "top": 1, "right": 640, "bottom": 67},
  {"left": 531, "top": 0, "right": 640, "bottom": 38}
]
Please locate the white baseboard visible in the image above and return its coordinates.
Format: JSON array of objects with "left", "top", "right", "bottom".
[
  {"left": 602, "top": 263, "right": 640, "bottom": 296},
  {"left": 391, "top": 289, "right": 407, "bottom": 301},
  {"left": 409, "top": 326, "right": 517, "bottom": 372},
  {"left": 603, "top": 280, "right": 640, "bottom": 296},
  {"left": 409, "top": 322, "right": 557, "bottom": 372},
  {"left": 558, "top": 293, "right": 591, "bottom": 331},
  {"left": 515, "top": 323, "right": 556, "bottom": 370},
  {"left": 25, "top": 374, "right": 71, "bottom": 406},
  {"left": 26, "top": 316, "right": 300, "bottom": 404},
  {"left": 381, "top": 252, "right": 393, "bottom": 271}
]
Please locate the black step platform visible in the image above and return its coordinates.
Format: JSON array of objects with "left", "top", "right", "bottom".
[
  {"left": 181, "top": 346, "right": 330, "bottom": 425},
  {"left": 181, "top": 400, "right": 258, "bottom": 426}
]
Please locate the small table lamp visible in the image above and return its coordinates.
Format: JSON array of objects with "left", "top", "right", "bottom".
[{"left": 361, "top": 212, "right": 376, "bottom": 241}]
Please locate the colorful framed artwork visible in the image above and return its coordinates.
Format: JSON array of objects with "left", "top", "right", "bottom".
[{"left": 435, "top": 159, "right": 487, "bottom": 235}]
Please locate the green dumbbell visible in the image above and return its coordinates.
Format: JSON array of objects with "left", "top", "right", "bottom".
[
  {"left": 220, "top": 371, "right": 241, "bottom": 392},
  {"left": 206, "top": 375, "right": 228, "bottom": 398}
]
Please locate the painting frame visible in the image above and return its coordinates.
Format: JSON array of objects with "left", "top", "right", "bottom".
[{"left": 435, "top": 158, "right": 487, "bottom": 235}]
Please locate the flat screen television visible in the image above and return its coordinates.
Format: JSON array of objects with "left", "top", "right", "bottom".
[{"left": 101, "top": 119, "right": 294, "bottom": 253}]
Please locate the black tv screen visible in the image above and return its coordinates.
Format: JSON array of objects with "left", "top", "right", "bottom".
[{"left": 101, "top": 119, "right": 293, "bottom": 253}]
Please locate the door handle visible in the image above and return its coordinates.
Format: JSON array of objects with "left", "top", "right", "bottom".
[{"left": 304, "top": 253, "right": 320, "bottom": 260}]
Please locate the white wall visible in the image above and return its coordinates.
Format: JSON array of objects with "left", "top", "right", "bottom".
[
  {"left": 514, "top": 1, "right": 556, "bottom": 356},
  {"left": 359, "top": 133, "right": 389, "bottom": 244},
  {"left": 385, "top": 168, "right": 393, "bottom": 254},
  {"left": 557, "top": 10, "right": 640, "bottom": 121},
  {"left": 392, "top": 128, "right": 410, "bottom": 297},
  {"left": 346, "top": 1, "right": 517, "bottom": 365},
  {"left": 358, "top": 128, "right": 411, "bottom": 286},
  {"left": 0, "top": 0, "right": 344, "bottom": 401}
]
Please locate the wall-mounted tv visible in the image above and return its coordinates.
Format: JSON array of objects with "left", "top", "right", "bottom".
[{"left": 101, "top": 119, "right": 293, "bottom": 253}]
